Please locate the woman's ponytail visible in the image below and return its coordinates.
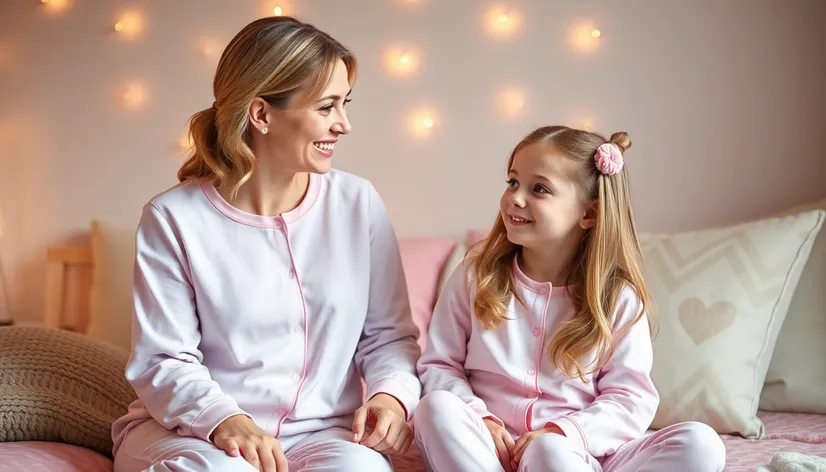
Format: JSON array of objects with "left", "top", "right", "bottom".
[{"left": 177, "top": 106, "right": 233, "bottom": 185}]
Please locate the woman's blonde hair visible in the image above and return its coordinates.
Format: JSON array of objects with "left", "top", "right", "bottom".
[
  {"left": 469, "top": 125, "right": 656, "bottom": 381},
  {"left": 178, "top": 16, "right": 357, "bottom": 197}
]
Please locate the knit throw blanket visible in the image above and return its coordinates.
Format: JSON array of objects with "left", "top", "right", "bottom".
[{"left": 0, "top": 326, "right": 137, "bottom": 458}]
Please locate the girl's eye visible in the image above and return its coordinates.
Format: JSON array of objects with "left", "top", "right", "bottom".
[
  {"left": 534, "top": 184, "right": 551, "bottom": 194},
  {"left": 344, "top": 98, "right": 352, "bottom": 106},
  {"left": 506, "top": 178, "right": 518, "bottom": 188}
]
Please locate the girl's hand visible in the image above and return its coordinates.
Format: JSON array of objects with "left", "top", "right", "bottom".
[
  {"left": 483, "top": 417, "right": 516, "bottom": 472},
  {"left": 210, "top": 414, "right": 289, "bottom": 472},
  {"left": 352, "top": 393, "right": 414, "bottom": 455},
  {"left": 510, "top": 423, "right": 565, "bottom": 469}
]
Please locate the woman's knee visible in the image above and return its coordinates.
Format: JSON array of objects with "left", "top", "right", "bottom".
[
  {"left": 306, "top": 442, "right": 392, "bottom": 472},
  {"left": 114, "top": 420, "right": 258, "bottom": 472},
  {"left": 116, "top": 447, "right": 258, "bottom": 472},
  {"left": 670, "top": 422, "right": 726, "bottom": 471}
]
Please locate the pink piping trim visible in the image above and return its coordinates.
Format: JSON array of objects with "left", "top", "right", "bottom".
[
  {"left": 524, "top": 293, "right": 551, "bottom": 431},
  {"left": 273, "top": 223, "right": 310, "bottom": 438},
  {"left": 512, "top": 257, "right": 570, "bottom": 298},
  {"left": 200, "top": 173, "right": 321, "bottom": 228}
]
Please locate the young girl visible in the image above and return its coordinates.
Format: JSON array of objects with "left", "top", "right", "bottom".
[{"left": 414, "top": 126, "right": 726, "bottom": 472}]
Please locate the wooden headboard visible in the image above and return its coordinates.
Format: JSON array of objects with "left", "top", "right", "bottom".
[{"left": 44, "top": 245, "right": 94, "bottom": 333}]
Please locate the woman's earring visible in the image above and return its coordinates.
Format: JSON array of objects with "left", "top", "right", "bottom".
[{"left": 261, "top": 127, "right": 268, "bottom": 134}]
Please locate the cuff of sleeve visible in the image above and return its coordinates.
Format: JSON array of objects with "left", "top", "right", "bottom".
[
  {"left": 368, "top": 378, "right": 420, "bottom": 421},
  {"left": 552, "top": 416, "right": 587, "bottom": 452},
  {"left": 189, "top": 398, "right": 251, "bottom": 442},
  {"left": 472, "top": 406, "right": 504, "bottom": 428}
]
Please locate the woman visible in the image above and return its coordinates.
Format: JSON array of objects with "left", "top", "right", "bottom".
[{"left": 111, "top": 16, "right": 422, "bottom": 472}]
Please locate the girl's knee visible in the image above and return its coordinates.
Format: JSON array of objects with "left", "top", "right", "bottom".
[
  {"left": 520, "top": 433, "right": 589, "bottom": 470},
  {"left": 417, "top": 390, "right": 464, "bottom": 418},
  {"left": 672, "top": 422, "right": 726, "bottom": 470},
  {"left": 413, "top": 390, "right": 466, "bottom": 437}
]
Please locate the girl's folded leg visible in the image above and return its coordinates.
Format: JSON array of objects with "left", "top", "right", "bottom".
[
  {"left": 516, "top": 432, "right": 601, "bottom": 472},
  {"left": 413, "top": 390, "right": 505, "bottom": 472},
  {"left": 599, "top": 421, "right": 726, "bottom": 472}
]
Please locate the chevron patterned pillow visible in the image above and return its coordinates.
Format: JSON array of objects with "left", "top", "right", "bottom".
[{"left": 641, "top": 209, "right": 824, "bottom": 439}]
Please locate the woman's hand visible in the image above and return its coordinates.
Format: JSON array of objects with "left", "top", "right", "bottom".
[
  {"left": 483, "top": 417, "right": 516, "bottom": 472},
  {"left": 510, "top": 423, "right": 565, "bottom": 469},
  {"left": 211, "top": 414, "right": 289, "bottom": 472},
  {"left": 352, "top": 393, "right": 414, "bottom": 455}
]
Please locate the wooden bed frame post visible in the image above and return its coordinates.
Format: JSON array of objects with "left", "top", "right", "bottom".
[{"left": 44, "top": 246, "right": 93, "bottom": 332}]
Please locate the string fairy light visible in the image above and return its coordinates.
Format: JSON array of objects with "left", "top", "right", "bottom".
[
  {"left": 407, "top": 107, "right": 438, "bottom": 137},
  {"left": 579, "top": 117, "right": 595, "bottom": 131},
  {"left": 198, "top": 37, "right": 224, "bottom": 61},
  {"left": 483, "top": 4, "right": 522, "bottom": 38},
  {"left": 383, "top": 46, "right": 421, "bottom": 77},
  {"left": 40, "top": 0, "right": 70, "bottom": 13},
  {"left": 113, "top": 11, "right": 144, "bottom": 39},
  {"left": 569, "top": 21, "right": 602, "bottom": 53},
  {"left": 261, "top": 1, "right": 295, "bottom": 17},
  {"left": 118, "top": 82, "right": 148, "bottom": 110},
  {"left": 498, "top": 87, "right": 526, "bottom": 117},
  {"left": 178, "top": 132, "right": 195, "bottom": 151}
]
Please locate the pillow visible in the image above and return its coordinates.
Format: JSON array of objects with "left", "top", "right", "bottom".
[
  {"left": 644, "top": 209, "right": 824, "bottom": 438},
  {"left": 87, "top": 220, "right": 136, "bottom": 352},
  {"left": 760, "top": 198, "right": 826, "bottom": 413},
  {"left": 466, "top": 229, "right": 488, "bottom": 249},
  {"left": 437, "top": 241, "right": 467, "bottom": 294},
  {"left": 0, "top": 326, "right": 137, "bottom": 458},
  {"left": 398, "top": 237, "right": 459, "bottom": 350}
]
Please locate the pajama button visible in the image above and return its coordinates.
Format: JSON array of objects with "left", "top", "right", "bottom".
[
  {"left": 294, "top": 325, "right": 303, "bottom": 333},
  {"left": 288, "top": 269, "right": 296, "bottom": 279},
  {"left": 291, "top": 373, "right": 301, "bottom": 382},
  {"left": 275, "top": 221, "right": 283, "bottom": 231},
  {"left": 527, "top": 368, "right": 536, "bottom": 375},
  {"left": 533, "top": 328, "right": 541, "bottom": 337},
  {"left": 539, "top": 287, "right": 548, "bottom": 294}
]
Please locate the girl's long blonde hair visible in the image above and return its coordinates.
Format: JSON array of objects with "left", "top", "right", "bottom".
[
  {"left": 177, "top": 16, "right": 357, "bottom": 198},
  {"left": 469, "top": 125, "right": 656, "bottom": 381}
]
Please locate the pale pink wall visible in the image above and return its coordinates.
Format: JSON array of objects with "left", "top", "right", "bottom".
[{"left": 0, "top": 0, "right": 824, "bottom": 324}]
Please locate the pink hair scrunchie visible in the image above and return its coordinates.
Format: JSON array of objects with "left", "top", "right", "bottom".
[{"left": 594, "top": 142, "right": 624, "bottom": 176}]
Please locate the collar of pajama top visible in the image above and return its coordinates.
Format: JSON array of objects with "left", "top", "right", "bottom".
[
  {"left": 111, "top": 169, "right": 422, "bottom": 456},
  {"left": 416, "top": 256, "right": 660, "bottom": 458}
]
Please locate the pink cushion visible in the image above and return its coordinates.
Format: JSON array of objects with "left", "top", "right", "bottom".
[
  {"left": 398, "top": 237, "right": 458, "bottom": 349},
  {"left": 466, "top": 229, "right": 488, "bottom": 248},
  {"left": 0, "top": 442, "right": 113, "bottom": 472}
]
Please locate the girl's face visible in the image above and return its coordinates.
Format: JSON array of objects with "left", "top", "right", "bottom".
[{"left": 499, "top": 141, "right": 593, "bottom": 250}]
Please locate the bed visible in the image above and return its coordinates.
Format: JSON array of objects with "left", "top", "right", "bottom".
[{"left": 2, "top": 203, "right": 826, "bottom": 471}]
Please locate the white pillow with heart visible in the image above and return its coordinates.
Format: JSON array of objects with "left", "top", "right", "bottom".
[{"left": 640, "top": 208, "right": 824, "bottom": 439}]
